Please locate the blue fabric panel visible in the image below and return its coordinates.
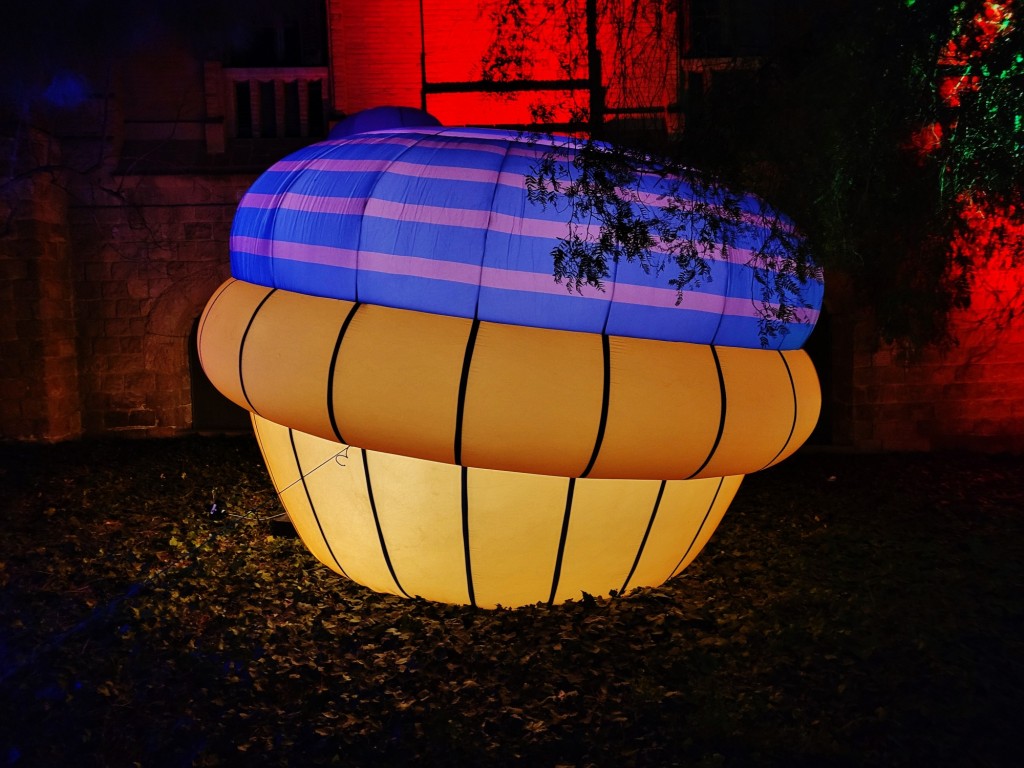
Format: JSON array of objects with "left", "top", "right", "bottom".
[
  {"left": 476, "top": 285, "right": 610, "bottom": 333},
  {"left": 329, "top": 106, "right": 440, "bottom": 138},
  {"left": 228, "top": 126, "right": 824, "bottom": 350},
  {"left": 230, "top": 238, "right": 275, "bottom": 288},
  {"left": 355, "top": 271, "right": 482, "bottom": 317},
  {"left": 273, "top": 258, "right": 358, "bottom": 302}
]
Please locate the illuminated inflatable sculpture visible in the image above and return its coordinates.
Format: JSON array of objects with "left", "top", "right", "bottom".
[
  {"left": 327, "top": 105, "right": 441, "bottom": 138},
  {"left": 198, "top": 116, "right": 824, "bottom": 608}
]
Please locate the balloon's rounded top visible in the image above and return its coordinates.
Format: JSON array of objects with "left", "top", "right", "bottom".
[
  {"left": 328, "top": 106, "right": 441, "bottom": 139},
  {"left": 230, "top": 125, "right": 823, "bottom": 349}
]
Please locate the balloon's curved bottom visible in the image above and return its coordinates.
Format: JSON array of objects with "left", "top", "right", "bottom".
[{"left": 253, "top": 414, "right": 743, "bottom": 608}]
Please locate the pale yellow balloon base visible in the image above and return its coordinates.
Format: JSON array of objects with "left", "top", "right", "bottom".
[{"left": 252, "top": 414, "right": 743, "bottom": 609}]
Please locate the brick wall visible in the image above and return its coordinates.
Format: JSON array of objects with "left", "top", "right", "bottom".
[
  {"left": 2, "top": 60, "right": 257, "bottom": 441},
  {"left": 1, "top": 126, "right": 82, "bottom": 441},
  {"left": 327, "top": 0, "right": 677, "bottom": 127},
  {"left": 68, "top": 174, "right": 248, "bottom": 436},
  {"left": 849, "top": 264, "right": 1024, "bottom": 452},
  {"left": 329, "top": 0, "right": 423, "bottom": 114}
]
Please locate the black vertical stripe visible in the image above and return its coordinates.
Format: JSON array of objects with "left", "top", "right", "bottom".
[
  {"left": 288, "top": 427, "right": 348, "bottom": 579},
  {"left": 238, "top": 288, "right": 277, "bottom": 414},
  {"left": 667, "top": 476, "right": 725, "bottom": 580},
  {"left": 686, "top": 344, "right": 727, "bottom": 479},
  {"left": 361, "top": 449, "right": 410, "bottom": 598},
  {"left": 454, "top": 318, "right": 481, "bottom": 465},
  {"left": 619, "top": 480, "right": 667, "bottom": 596},
  {"left": 760, "top": 351, "right": 799, "bottom": 470},
  {"left": 326, "top": 301, "right": 362, "bottom": 444},
  {"left": 460, "top": 466, "right": 477, "bottom": 608},
  {"left": 547, "top": 478, "right": 576, "bottom": 605},
  {"left": 580, "top": 333, "right": 611, "bottom": 478}
]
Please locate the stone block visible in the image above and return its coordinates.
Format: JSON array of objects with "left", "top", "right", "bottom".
[
  {"left": 116, "top": 298, "right": 145, "bottom": 319},
  {"left": 121, "top": 336, "right": 143, "bottom": 354},
  {"left": 0, "top": 259, "right": 30, "bottom": 282},
  {"left": 85, "top": 261, "right": 114, "bottom": 282},
  {"left": 183, "top": 222, "right": 213, "bottom": 240},
  {"left": 193, "top": 205, "right": 225, "bottom": 222},
  {"left": 105, "top": 410, "right": 131, "bottom": 429},
  {"left": 128, "top": 409, "right": 158, "bottom": 427},
  {"left": 110, "top": 261, "right": 139, "bottom": 282},
  {"left": 125, "top": 370, "right": 158, "bottom": 396},
  {"left": 126, "top": 278, "right": 151, "bottom": 301}
]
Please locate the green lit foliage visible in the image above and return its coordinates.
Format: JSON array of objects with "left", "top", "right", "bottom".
[
  {"left": 925, "top": 1, "right": 1024, "bottom": 338},
  {"left": 692, "top": 0, "right": 1023, "bottom": 348},
  {"left": 934, "top": 1, "right": 1023, "bottom": 199}
]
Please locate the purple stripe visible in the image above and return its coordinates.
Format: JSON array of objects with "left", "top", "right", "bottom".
[
  {"left": 239, "top": 192, "right": 760, "bottom": 268},
  {"left": 306, "top": 130, "right": 795, "bottom": 234},
  {"left": 232, "top": 236, "right": 358, "bottom": 267},
  {"left": 324, "top": 133, "right": 513, "bottom": 156},
  {"left": 241, "top": 193, "right": 591, "bottom": 240},
  {"left": 365, "top": 199, "right": 493, "bottom": 229},
  {"left": 243, "top": 194, "right": 789, "bottom": 255},
  {"left": 269, "top": 158, "right": 504, "bottom": 184},
  {"left": 242, "top": 186, "right": 782, "bottom": 241},
  {"left": 237, "top": 193, "right": 753, "bottom": 266},
  {"left": 230, "top": 235, "right": 818, "bottom": 323},
  {"left": 241, "top": 191, "right": 368, "bottom": 215}
]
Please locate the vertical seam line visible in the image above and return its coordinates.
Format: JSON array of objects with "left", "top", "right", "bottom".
[
  {"left": 619, "top": 480, "right": 667, "bottom": 596},
  {"left": 454, "top": 318, "right": 482, "bottom": 465},
  {"left": 686, "top": 344, "right": 726, "bottom": 479},
  {"left": 288, "top": 427, "right": 348, "bottom": 579},
  {"left": 547, "top": 478, "right": 576, "bottom": 605},
  {"left": 760, "top": 350, "right": 798, "bottom": 471},
  {"left": 461, "top": 466, "right": 477, "bottom": 608},
  {"left": 238, "top": 287, "right": 277, "bottom": 415},
  {"left": 581, "top": 333, "right": 611, "bottom": 478},
  {"left": 361, "top": 448, "right": 410, "bottom": 598},
  {"left": 326, "top": 301, "right": 362, "bottom": 444},
  {"left": 668, "top": 476, "right": 725, "bottom": 580}
]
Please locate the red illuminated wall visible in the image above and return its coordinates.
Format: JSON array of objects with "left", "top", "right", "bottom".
[
  {"left": 850, "top": 0, "right": 1024, "bottom": 451},
  {"left": 851, "top": 303, "right": 1024, "bottom": 452},
  {"left": 328, "top": 0, "right": 675, "bottom": 128},
  {"left": 851, "top": 199, "right": 1024, "bottom": 452}
]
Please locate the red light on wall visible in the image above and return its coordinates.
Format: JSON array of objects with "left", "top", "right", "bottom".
[
  {"left": 909, "top": 121, "right": 944, "bottom": 155},
  {"left": 951, "top": 193, "right": 1024, "bottom": 317}
]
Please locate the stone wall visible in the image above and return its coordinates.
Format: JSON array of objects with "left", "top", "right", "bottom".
[
  {"left": 1, "top": 126, "right": 82, "bottom": 441},
  {"left": 850, "top": 261, "right": 1024, "bottom": 452},
  {"left": 68, "top": 174, "right": 248, "bottom": 436},
  {"left": 1, "top": 120, "right": 254, "bottom": 441}
]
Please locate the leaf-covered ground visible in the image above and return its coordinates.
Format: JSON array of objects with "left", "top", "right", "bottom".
[{"left": 1, "top": 436, "right": 1021, "bottom": 767}]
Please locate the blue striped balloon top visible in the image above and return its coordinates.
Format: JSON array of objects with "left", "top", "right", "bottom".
[{"left": 230, "top": 126, "right": 824, "bottom": 349}]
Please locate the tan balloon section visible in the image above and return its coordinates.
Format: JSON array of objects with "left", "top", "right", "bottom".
[
  {"left": 197, "top": 278, "right": 820, "bottom": 607},
  {"left": 198, "top": 279, "right": 820, "bottom": 481},
  {"left": 251, "top": 414, "right": 743, "bottom": 608}
]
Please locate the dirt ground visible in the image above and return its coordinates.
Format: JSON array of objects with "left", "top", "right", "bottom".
[{"left": 1, "top": 435, "right": 1022, "bottom": 766}]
